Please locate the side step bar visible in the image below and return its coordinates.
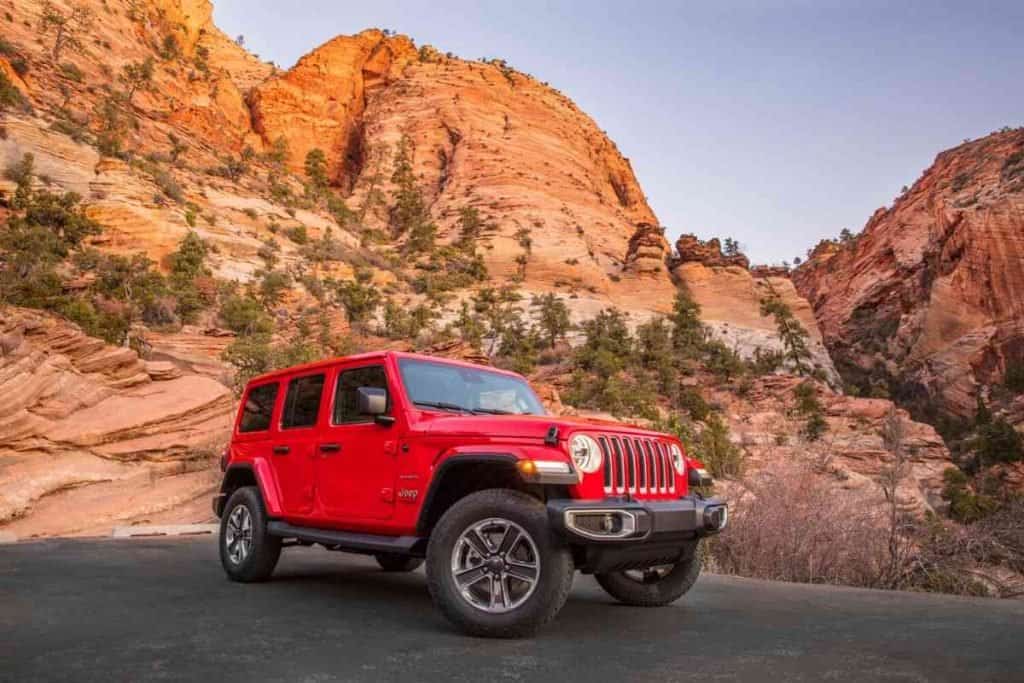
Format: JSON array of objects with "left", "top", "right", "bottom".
[{"left": 267, "top": 521, "right": 426, "bottom": 557}]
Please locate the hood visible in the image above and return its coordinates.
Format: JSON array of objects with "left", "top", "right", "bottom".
[{"left": 415, "top": 413, "right": 669, "bottom": 441}]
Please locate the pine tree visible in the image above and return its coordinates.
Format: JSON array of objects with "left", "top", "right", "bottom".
[
  {"left": 389, "top": 136, "right": 435, "bottom": 252},
  {"left": 304, "top": 148, "right": 329, "bottom": 198},
  {"left": 760, "top": 296, "right": 812, "bottom": 375},
  {"left": 670, "top": 288, "right": 706, "bottom": 357}
]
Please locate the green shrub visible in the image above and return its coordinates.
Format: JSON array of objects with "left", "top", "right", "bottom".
[
  {"left": 634, "top": 317, "right": 674, "bottom": 390},
  {"left": 794, "top": 380, "right": 828, "bottom": 441},
  {"left": 258, "top": 270, "right": 291, "bottom": 306},
  {"left": 0, "top": 70, "right": 28, "bottom": 112},
  {"left": 749, "top": 347, "right": 784, "bottom": 375},
  {"left": 704, "top": 339, "right": 744, "bottom": 381},
  {"left": 531, "top": 293, "right": 571, "bottom": 348},
  {"left": 219, "top": 294, "right": 273, "bottom": 336},
  {"left": 59, "top": 62, "right": 84, "bottom": 82},
  {"left": 677, "top": 386, "right": 710, "bottom": 421},
  {"left": 284, "top": 225, "right": 309, "bottom": 245},
  {"left": 697, "top": 413, "right": 744, "bottom": 478},
  {"left": 950, "top": 172, "right": 971, "bottom": 193},
  {"left": 1002, "top": 151, "right": 1024, "bottom": 182},
  {"left": 972, "top": 416, "right": 1023, "bottom": 466},
  {"left": 151, "top": 167, "right": 183, "bottom": 203},
  {"left": 941, "top": 468, "right": 998, "bottom": 523},
  {"left": 335, "top": 268, "right": 379, "bottom": 326},
  {"left": 59, "top": 297, "right": 130, "bottom": 345}
]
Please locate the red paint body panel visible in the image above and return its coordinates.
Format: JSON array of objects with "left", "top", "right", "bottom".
[{"left": 224, "top": 351, "right": 690, "bottom": 536}]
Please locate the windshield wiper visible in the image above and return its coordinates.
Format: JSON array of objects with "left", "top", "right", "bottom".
[
  {"left": 414, "top": 401, "right": 520, "bottom": 416},
  {"left": 414, "top": 400, "right": 472, "bottom": 413}
]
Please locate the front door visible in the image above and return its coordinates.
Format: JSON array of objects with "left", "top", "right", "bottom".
[{"left": 316, "top": 364, "right": 398, "bottom": 520}]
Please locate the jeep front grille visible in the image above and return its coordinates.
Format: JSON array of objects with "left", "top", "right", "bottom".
[{"left": 598, "top": 435, "right": 675, "bottom": 496}]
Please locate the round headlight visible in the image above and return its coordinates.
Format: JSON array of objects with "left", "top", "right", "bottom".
[
  {"left": 669, "top": 444, "right": 686, "bottom": 475},
  {"left": 569, "top": 434, "right": 602, "bottom": 474}
]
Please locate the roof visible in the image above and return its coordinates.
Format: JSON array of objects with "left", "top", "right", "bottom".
[{"left": 244, "top": 350, "right": 522, "bottom": 386}]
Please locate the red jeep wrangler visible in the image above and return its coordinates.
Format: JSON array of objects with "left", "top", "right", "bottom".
[{"left": 214, "top": 351, "right": 727, "bottom": 637}]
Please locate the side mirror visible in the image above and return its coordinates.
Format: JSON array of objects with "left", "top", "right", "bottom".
[{"left": 357, "top": 386, "right": 394, "bottom": 425}]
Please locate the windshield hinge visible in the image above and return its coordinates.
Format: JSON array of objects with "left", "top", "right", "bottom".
[{"left": 544, "top": 425, "right": 559, "bottom": 446}]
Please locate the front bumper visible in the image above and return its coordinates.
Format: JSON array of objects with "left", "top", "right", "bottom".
[
  {"left": 548, "top": 495, "right": 727, "bottom": 543},
  {"left": 547, "top": 495, "right": 727, "bottom": 572}
]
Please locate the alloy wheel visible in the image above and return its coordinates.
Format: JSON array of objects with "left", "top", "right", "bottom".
[
  {"left": 450, "top": 517, "right": 540, "bottom": 613},
  {"left": 225, "top": 504, "right": 253, "bottom": 565}
]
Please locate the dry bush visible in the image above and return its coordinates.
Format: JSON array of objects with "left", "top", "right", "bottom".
[
  {"left": 709, "top": 460, "right": 893, "bottom": 588},
  {"left": 909, "top": 499, "right": 1024, "bottom": 598}
]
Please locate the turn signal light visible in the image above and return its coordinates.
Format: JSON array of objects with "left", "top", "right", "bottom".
[{"left": 517, "top": 460, "right": 538, "bottom": 476}]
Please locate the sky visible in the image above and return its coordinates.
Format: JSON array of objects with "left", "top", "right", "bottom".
[{"left": 213, "top": 0, "right": 1024, "bottom": 265}]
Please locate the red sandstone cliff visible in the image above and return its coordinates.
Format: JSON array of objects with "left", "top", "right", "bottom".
[{"left": 793, "top": 129, "right": 1024, "bottom": 419}]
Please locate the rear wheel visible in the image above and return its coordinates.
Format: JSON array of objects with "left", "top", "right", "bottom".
[
  {"left": 375, "top": 553, "right": 424, "bottom": 572},
  {"left": 426, "top": 489, "right": 574, "bottom": 638},
  {"left": 595, "top": 540, "right": 703, "bottom": 606},
  {"left": 219, "top": 486, "right": 281, "bottom": 582}
]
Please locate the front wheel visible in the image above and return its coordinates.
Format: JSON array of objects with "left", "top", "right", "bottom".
[
  {"left": 218, "top": 486, "right": 281, "bottom": 582},
  {"left": 426, "top": 489, "right": 574, "bottom": 638},
  {"left": 595, "top": 540, "right": 704, "bottom": 606}
]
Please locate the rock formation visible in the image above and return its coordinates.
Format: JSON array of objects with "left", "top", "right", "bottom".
[
  {"left": 623, "top": 222, "right": 670, "bottom": 275},
  {"left": 794, "top": 129, "right": 1024, "bottom": 419},
  {"left": 0, "top": 307, "right": 234, "bottom": 537},
  {"left": 671, "top": 235, "right": 839, "bottom": 382}
]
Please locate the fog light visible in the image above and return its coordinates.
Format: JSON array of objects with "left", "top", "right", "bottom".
[
  {"left": 564, "top": 509, "right": 637, "bottom": 539},
  {"left": 703, "top": 505, "right": 728, "bottom": 531}
]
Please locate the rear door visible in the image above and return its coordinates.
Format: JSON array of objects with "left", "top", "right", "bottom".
[
  {"left": 316, "top": 363, "right": 399, "bottom": 521},
  {"left": 272, "top": 371, "right": 326, "bottom": 518},
  {"left": 233, "top": 380, "right": 281, "bottom": 474}
]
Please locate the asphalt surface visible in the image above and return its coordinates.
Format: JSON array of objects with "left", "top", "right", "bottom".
[{"left": 2, "top": 537, "right": 1022, "bottom": 682}]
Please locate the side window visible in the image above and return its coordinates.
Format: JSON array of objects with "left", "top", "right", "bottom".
[
  {"left": 281, "top": 374, "right": 326, "bottom": 429},
  {"left": 239, "top": 383, "right": 279, "bottom": 433},
  {"left": 333, "top": 365, "right": 389, "bottom": 424}
]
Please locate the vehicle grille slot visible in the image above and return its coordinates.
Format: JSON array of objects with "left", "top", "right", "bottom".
[
  {"left": 622, "top": 438, "right": 636, "bottom": 490},
  {"left": 656, "top": 442, "right": 669, "bottom": 493},
  {"left": 611, "top": 437, "right": 625, "bottom": 494},
  {"left": 641, "top": 440, "right": 654, "bottom": 491},
  {"left": 634, "top": 438, "right": 643, "bottom": 491},
  {"left": 598, "top": 437, "right": 613, "bottom": 492}
]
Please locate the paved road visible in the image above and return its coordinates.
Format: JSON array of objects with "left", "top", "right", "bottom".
[{"left": 2, "top": 537, "right": 1022, "bottom": 682}]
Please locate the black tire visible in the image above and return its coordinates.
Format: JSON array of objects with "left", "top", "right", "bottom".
[
  {"left": 595, "top": 540, "right": 703, "bottom": 606},
  {"left": 375, "top": 553, "right": 424, "bottom": 572},
  {"left": 218, "top": 486, "right": 282, "bottom": 583},
  {"left": 426, "top": 489, "right": 574, "bottom": 638}
]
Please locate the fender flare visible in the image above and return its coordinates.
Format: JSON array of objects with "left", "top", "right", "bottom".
[
  {"left": 415, "top": 454, "right": 518, "bottom": 534},
  {"left": 214, "top": 459, "right": 284, "bottom": 518}
]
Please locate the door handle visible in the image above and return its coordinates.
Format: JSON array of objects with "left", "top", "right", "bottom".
[
  {"left": 272, "top": 445, "right": 290, "bottom": 455},
  {"left": 319, "top": 443, "right": 341, "bottom": 455}
]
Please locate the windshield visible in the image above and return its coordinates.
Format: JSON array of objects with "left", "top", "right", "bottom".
[{"left": 397, "top": 359, "right": 546, "bottom": 416}]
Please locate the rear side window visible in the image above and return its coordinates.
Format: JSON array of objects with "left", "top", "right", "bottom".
[
  {"left": 281, "top": 374, "right": 326, "bottom": 429},
  {"left": 333, "top": 365, "right": 389, "bottom": 424},
  {"left": 239, "top": 383, "right": 279, "bottom": 433}
]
